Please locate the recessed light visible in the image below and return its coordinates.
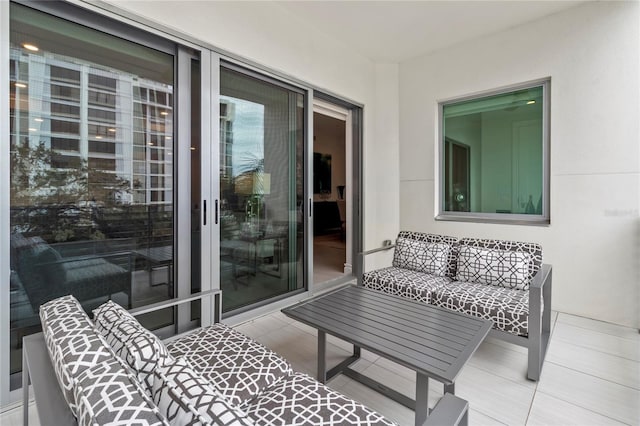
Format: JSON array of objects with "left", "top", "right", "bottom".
[
  {"left": 14, "top": 82, "right": 27, "bottom": 88},
  {"left": 167, "top": 151, "right": 172, "bottom": 156},
  {"left": 160, "top": 111, "right": 169, "bottom": 116},
  {"left": 527, "top": 100, "right": 536, "bottom": 105},
  {"left": 95, "top": 136, "right": 102, "bottom": 139},
  {"left": 165, "top": 136, "right": 172, "bottom": 140},
  {"left": 23, "top": 43, "right": 39, "bottom": 52},
  {"left": 28, "top": 128, "right": 37, "bottom": 132},
  {"left": 148, "top": 142, "right": 154, "bottom": 146},
  {"left": 34, "top": 118, "right": 44, "bottom": 122},
  {"left": 190, "top": 147, "right": 196, "bottom": 151},
  {"left": 108, "top": 128, "right": 116, "bottom": 133}
]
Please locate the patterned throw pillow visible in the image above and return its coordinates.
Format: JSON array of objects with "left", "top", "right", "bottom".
[
  {"left": 75, "top": 358, "right": 169, "bottom": 426},
  {"left": 99, "top": 317, "right": 172, "bottom": 395},
  {"left": 93, "top": 300, "right": 172, "bottom": 395},
  {"left": 152, "top": 357, "right": 254, "bottom": 426},
  {"left": 93, "top": 299, "right": 136, "bottom": 335},
  {"left": 456, "top": 246, "right": 532, "bottom": 290},
  {"left": 392, "top": 238, "right": 451, "bottom": 276},
  {"left": 39, "top": 295, "right": 114, "bottom": 416}
]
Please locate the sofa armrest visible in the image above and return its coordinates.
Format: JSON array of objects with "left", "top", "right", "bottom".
[
  {"left": 529, "top": 264, "right": 552, "bottom": 290},
  {"left": 355, "top": 244, "right": 396, "bottom": 285},
  {"left": 129, "top": 289, "right": 222, "bottom": 325}
]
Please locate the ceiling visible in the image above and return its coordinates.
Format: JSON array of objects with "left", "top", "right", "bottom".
[{"left": 276, "top": 1, "right": 590, "bottom": 63}]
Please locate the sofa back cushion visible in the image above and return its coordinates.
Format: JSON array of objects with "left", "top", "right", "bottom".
[
  {"left": 393, "top": 232, "right": 458, "bottom": 278},
  {"left": 152, "top": 357, "right": 254, "bottom": 425},
  {"left": 456, "top": 238, "right": 543, "bottom": 290},
  {"left": 39, "top": 295, "right": 114, "bottom": 417},
  {"left": 75, "top": 358, "right": 169, "bottom": 426},
  {"left": 93, "top": 301, "right": 172, "bottom": 395}
]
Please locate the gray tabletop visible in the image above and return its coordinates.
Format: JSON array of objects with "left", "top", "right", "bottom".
[{"left": 283, "top": 285, "right": 492, "bottom": 384}]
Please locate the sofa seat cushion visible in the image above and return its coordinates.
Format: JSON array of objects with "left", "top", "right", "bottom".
[
  {"left": 362, "top": 266, "right": 451, "bottom": 304},
  {"left": 167, "top": 323, "right": 292, "bottom": 408},
  {"left": 431, "top": 281, "right": 530, "bottom": 336},
  {"left": 245, "top": 372, "right": 396, "bottom": 425},
  {"left": 152, "top": 357, "right": 254, "bottom": 425},
  {"left": 39, "top": 296, "right": 115, "bottom": 416},
  {"left": 75, "top": 357, "right": 168, "bottom": 426}
]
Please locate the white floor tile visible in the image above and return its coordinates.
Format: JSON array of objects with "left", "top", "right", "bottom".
[
  {"left": 527, "top": 391, "right": 628, "bottom": 426},
  {"left": 547, "top": 338, "right": 640, "bottom": 389},
  {"left": 552, "top": 321, "right": 640, "bottom": 361},
  {"left": 468, "top": 339, "right": 534, "bottom": 388},
  {"left": 536, "top": 362, "right": 640, "bottom": 425},
  {"left": 556, "top": 313, "right": 640, "bottom": 341}
]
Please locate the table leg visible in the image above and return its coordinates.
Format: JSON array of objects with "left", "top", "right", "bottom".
[
  {"left": 444, "top": 382, "right": 455, "bottom": 395},
  {"left": 353, "top": 345, "right": 361, "bottom": 358},
  {"left": 415, "top": 373, "right": 429, "bottom": 426},
  {"left": 317, "top": 330, "right": 326, "bottom": 384}
]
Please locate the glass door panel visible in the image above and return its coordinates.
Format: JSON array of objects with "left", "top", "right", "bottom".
[
  {"left": 9, "top": 3, "right": 175, "bottom": 384},
  {"left": 219, "top": 67, "right": 305, "bottom": 312}
]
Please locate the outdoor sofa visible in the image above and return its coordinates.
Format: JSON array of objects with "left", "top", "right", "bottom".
[
  {"left": 23, "top": 290, "right": 469, "bottom": 425},
  {"left": 359, "top": 231, "right": 552, "bottom": 381}
]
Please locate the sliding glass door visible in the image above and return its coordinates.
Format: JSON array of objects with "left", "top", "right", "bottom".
[
  {"left": 219, "top": 65, "right": 305, "bottom": 312},
  {"left": 7, "top": 2, "right": 203, "bottom": 390}
]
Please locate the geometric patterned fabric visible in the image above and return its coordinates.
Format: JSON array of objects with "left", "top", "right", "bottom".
[
  {"left": 93, "top": 301, "right": 173, "bottom": 395},
  {"left": 362, "top": 266, "right": 451, "bottom": 304},
  {"left": 458, "top": 238, "right": 543, "bottom": 289},
  {"left": 152, "top": 357, "right": 254, "bottom": 425},
  {"left": 245, "top": 372, "right": 397, "bottom": 426},
  {"left": 431, "top": 281, "right": 531, "bottom": 336},
  {"left": 167, "top": 323, "right": 292, "bottom": 408},
  {"left": 39, "top": 295, "right": 114, "bottom": 417},
  {"left": 74, "top": 358, "right": 169, "bottom": 426},
  {"left": 456, "top": 246, "right": 532, "bottom": 290},
  {"left": 392, "top": 231, "right": 459, "bottom": 278},
  {"left": 392, "top": 238, "right": 451, "bottom": 277}
]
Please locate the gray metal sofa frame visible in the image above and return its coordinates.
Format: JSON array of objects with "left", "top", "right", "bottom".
[
  {"left": 22, "top": 290, "right": 468, "bottom": 426},
  {"left": 356, "top": 243, "right": 553, "bottom": 381}
]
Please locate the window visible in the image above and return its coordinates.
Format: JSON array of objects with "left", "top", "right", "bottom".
[{"left": 438, "top": 80, "right": 549, "bottom": 224}]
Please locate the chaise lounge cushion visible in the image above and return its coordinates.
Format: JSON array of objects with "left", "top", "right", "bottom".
[
  {"left": 74, "top": 358, "right": 168, "bottom": 426},
  {"left": 152, "top": 357, "right": 254, "bottom": 425},
  {"left": 245, "top": 372, "right": 397, "bottom": 426},
  {"left": 362, "top": 266, "right": 451, "bottom": 304},
  {"left": 431, "top": 281, "right": 531, "bottom": 336},
  {"left": 166, "top": 323, "right": 292, "bottom": 408}
]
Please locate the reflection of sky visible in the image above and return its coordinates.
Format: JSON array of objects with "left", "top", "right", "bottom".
[{"left": 221, "top": 96, "right": 264, "bottom": 177}]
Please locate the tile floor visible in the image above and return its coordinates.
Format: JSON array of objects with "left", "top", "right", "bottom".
[{"left": 3, "top": 305, "right": 638, "bottom": 425}]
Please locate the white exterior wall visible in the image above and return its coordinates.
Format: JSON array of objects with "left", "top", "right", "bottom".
[{"left": 399, "top": 1, "right": 639, "bottom": 328}]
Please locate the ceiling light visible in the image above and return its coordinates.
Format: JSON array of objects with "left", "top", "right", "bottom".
[
  {"left": 160, "top": 111, "right": 169, "bottom": 116},
  {"left": 108, "top": 128, "right": 116, "bottom": 133},
  {"left": 23, "top": 43, "right": 39, "bottom": 52},
  {"left": 190, "top": 147, "right": 196, "bottom": 151},
  {"left": 28, "top": 128, "right": 37, "bottom": 132},
  {"left": 527, "top": 100, "right": 536, "bottom": 105},
  {"left": 95, "top": 136, "right": 102, "bottom": 139},
  {"left": 34, "top": 118, "right": 44, "bottom": 122},
  {"left": 14, "top": 82, "right": 27, "bottom": 88},
  {"left": 148, "top": 142, "right": 154, "bottom": 146},
  {"left": 165, "top": 136, "right": 172, "bottom": 140}
]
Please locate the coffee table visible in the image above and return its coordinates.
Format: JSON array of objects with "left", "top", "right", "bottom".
[{"left": 282, "top": 285, "right": 492, "bottom": 426}]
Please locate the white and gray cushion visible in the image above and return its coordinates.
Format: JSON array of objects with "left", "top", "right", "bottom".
[
  {"left": 167, "top": 323, "right": 292, "bottom": 408},
  {"left": 96, "top": 315, "right": 173, "bottom": 395},
  {"left": 74, "top": 357, "right": 168, "bottom": 426},
  {"left": 458, "top": 238, "right": 543, "bottom": 289},
  {"left": 245, "top": 372, "right": 397, "bottom": 426},
  {"left": 456, "top": 246, "right": 533, "bottom": 290},
  {"left": 362, "top": 266, "right": 451, "bottom": 304},
  {"left": 393, "top": 231, "right": 459, "bottom": 278},
  {"left": 431, "top": 281, "right": 531, "bottom": 336},
  {"left": 39, "top": 296, "right": 114, "bottom": 416},
  {"left": 92, "top": 299, "right": 136, "bottom": 335},
  {"left": 152, "top": 357, "right": 254, "bottom": 425}
]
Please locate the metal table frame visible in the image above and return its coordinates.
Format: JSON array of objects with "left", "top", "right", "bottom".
[{"left": 282, "top": 285, "right": 492, "bottom": 426}]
